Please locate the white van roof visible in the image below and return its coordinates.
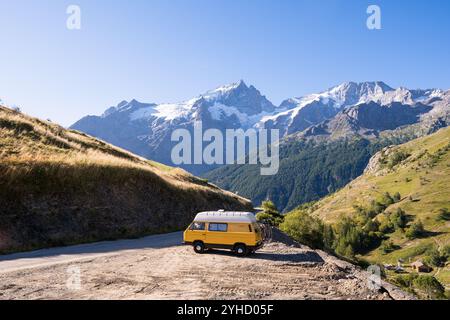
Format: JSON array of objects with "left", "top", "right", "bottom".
[{"left": 194, "top": 211, "right": 257, "bottom": 223}]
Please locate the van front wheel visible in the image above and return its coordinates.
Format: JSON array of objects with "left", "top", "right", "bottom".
[
  {"left": 234, "top": 244, "right": 247, "bottom": 257},
  {"left": 193, "top": 241, "right": 205, "bottom": 254}
]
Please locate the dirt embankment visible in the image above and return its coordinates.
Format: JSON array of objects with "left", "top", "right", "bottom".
[{"left": 0, "top": 230, "right": 413, "bottom": 300}]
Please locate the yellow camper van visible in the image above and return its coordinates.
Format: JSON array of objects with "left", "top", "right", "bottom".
[{"left": 183, "top": 211, "right": 263, "bottom": 256}]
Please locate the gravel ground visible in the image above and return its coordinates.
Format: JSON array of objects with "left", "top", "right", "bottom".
[{"left": 0, "top": 231, "right": 404, "bottom": 300}]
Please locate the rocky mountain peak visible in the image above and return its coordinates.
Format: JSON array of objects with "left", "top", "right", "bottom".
[{"left": 202, "top": 80, "right": 275, "bottom": 115}]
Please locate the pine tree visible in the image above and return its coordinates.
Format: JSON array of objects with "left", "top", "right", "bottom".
[{"left": 256, "top": 200, "right": 284, "bottom": 226}]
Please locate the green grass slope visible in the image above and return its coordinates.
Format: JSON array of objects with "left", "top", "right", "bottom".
[
  {"left": 0, "top": 106, "right": 252, "bottom": 254},
  {"left": 306, "top": 127, "right": 450, "bottom": 294}
]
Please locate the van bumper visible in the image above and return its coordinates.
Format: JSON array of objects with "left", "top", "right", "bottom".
[
  {"left": 249, "top": 241, "right": 264, "bottom": 251},
  {"left": 184, "top": 241, "right": 263, "bottom": 251}
]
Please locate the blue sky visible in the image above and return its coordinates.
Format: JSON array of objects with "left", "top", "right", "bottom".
[{"left": 0, "top": 0, "right": 449, "bottom": 126}]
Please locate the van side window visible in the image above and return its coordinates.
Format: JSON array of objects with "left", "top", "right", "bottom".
[
  {"left": 190, "top": 222, "right": 205, "bottom": 231},
  {"left": 208, "top": 223, "right": 228, "bottom": 232}
]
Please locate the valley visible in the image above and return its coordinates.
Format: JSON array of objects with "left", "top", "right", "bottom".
[
  {"left": 205, "top": 88, "right": 450, "bottom": 212},
  {"left": 1, "top": 80, "right": 448, "bottom": 300},
  {"left": 1, "top": 0, "right": 448, "bottom": 303},
  {"left": 71, "top": 81, "right": 448, "bottom": 177},
  {"left": 280, "top": 127, "right": 450, "bottom": 299}
]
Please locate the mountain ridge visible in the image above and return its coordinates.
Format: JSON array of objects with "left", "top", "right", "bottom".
[
  {"left": 71, "top": 81, "right": 448, "bottom": 175},
  {"left": 204, "top": 87, "right": 449, "bottom": 212}
]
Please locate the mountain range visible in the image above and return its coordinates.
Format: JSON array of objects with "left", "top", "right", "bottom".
[
  {"left": 2, "top": 80, "right": 447, "bottom": 298},
  {"left": 70, "top": 81, "right": 449, "bottom": 210},
  {"left": 71, "top": 81, "right": 448, "bottom": 172}
]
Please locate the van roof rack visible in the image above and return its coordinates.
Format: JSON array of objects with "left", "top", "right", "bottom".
[{"left": 194, "top": 211, "right": 257, "bottom": 223}]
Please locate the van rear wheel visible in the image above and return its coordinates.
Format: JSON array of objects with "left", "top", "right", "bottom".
[
  {"left": 234, "top": 244, "right": 247, "bottom": 257},
  {"left": 193, "top": 241, "right": 205, "bottom": 254}
]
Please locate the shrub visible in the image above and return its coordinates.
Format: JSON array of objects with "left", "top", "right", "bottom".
[
  {"left": 379, "top": 220, "right": 395, "bottom": 234},
  {"left": 412, "top": 275, "right": 445, "bottom": 299},
  {"left": 387, "top": 150, "right": 410, "bottom": 169},
  {"left": 380, "top": 192, "right": 395, "bottom": 206},
  {"left": 394, "top": 273, "right": 417, "bottom": 290},
  {"left": 369, "top": 200, "right": 386, "bottom": 215},
  {"left": 436, "top": 208, "right": 450, "bottom": 221},
  {"left": 389, "top": 208, "right": 408, "bottom": 229},
  {"left": 380, "top": 240, "right": 398, "bottom": 254},
  {"left": 256, "top": 200, "right": 284, "bottom": 226},
  {"left": 405, "top": 220, "right": 425, "bottom": 240},
  {"left": 333, "top": 217, "right": 380, "bottom": 258},
  {"left": 423, "top": 247, "right": 446, "bottom": 267},
  {"left": 364, "top": 219, "right": 380, "bottom": 232},
  {"left": 441, "top": 245, "right": 450, "bottom": 262},
  {"left": 280, "top": 210, "right": 325, "bottom": 249},
  {"left": 343, "top": 245, "right": 355, "bottom": 259},
  {"left": 322, "top": 224, "right": 335, "bottom": 251}
]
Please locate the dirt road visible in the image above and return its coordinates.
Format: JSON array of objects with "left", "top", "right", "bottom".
[
  {"left": 0, "top": 231, "right": 410, "bottom": 300},
  {"left": 0, "top": 232, "right": 182, "bottom": 273}
]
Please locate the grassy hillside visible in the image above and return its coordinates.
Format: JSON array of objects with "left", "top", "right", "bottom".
[
  {"left": 0, "top": 106, "right": 252, "bottom": 254},
  {"left": 281, "top": 127, "right": 450, "bottom": 298}
]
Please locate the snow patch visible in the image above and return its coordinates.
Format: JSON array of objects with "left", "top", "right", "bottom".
[
  {"left": 129, "top": 105, "right": 157, "bottom": 120},
  {"left": 202, "top": 80, "right": 244, "bottom": 101},
  {"left": 130, "top": 97, "right": 199, "bottom": 121},
  {"left": 209, "top": 102, "right": 275, "bottom": 127}
]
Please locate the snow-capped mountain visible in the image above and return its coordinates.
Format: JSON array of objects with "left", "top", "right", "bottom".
[
  {"left": 257, "top": 81, "right": 444, "bottom": 136},
  {"left": 298, "top": 89, "right": 449, "bottom": 139},
  {"left": 70, "top": 81, "right": 448, "bottom": 174},
  {"left": 71, "top": 80, "right": 278, "bottom": 174},
  {"left": 98, "top": 80, "right": 276, "bottom": 127}
]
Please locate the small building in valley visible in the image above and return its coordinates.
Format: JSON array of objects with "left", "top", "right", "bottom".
[{"left": 411, "top": 260, "right": 432, "bottom": 273}]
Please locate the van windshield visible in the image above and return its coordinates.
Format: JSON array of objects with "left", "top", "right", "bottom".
[{"left": 190, "top": 222, "right": 205, "bottom": 231}]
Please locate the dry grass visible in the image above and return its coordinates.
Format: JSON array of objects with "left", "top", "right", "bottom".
[
  {"left": 0, "top": 105, "right": 241, "bottom": 194},
  {"left": 0, "top": 105, "right": 251, "bottom": 254}
]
